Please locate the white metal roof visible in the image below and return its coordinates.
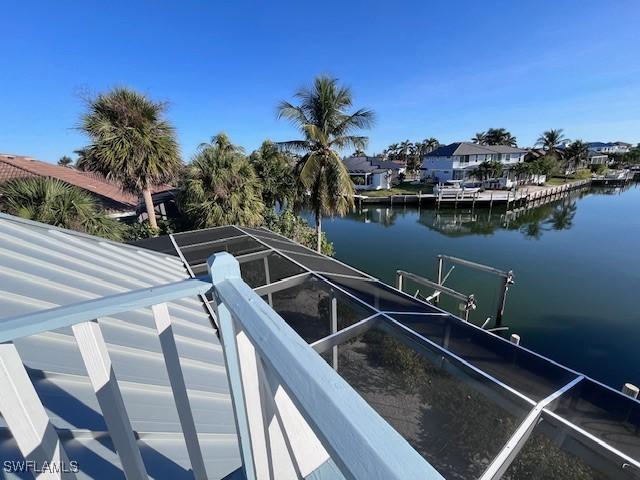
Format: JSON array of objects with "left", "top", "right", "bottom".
[{"left": 0, "top": 214, "right": 241, "bottom": 479}]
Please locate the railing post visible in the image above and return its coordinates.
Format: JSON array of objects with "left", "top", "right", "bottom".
[
  {"left": 208, "top": 254, "right": 257, "bottom": 480},
  {"left": 72, "top": 321, "right": 147, "bottom": 480},
  {"left": 0, "top": 342, "right": 76, "bottom": 479},
  {"left": 151, "top": 303, "right": 208, "bottom": 480},
  {"left": 330, "top": 293, "right": 338, "bottom": 371}
]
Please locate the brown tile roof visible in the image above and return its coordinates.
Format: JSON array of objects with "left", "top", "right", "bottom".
[{"left": 0, "top": 154, "right": 174, "bottom": 211}]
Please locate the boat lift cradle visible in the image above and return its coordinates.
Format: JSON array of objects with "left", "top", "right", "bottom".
[{"left": 396, "top": 254, "right": 514, "bottom": 329}]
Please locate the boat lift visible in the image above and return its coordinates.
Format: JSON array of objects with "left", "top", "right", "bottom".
[{"left": 396, "top": 254, "right": 515, "bottom": 327}]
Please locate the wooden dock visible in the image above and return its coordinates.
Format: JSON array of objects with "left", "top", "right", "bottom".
[
  {"left": 591, "top": 171, "right": 635, "bottom": 186},
  {"left": 354, "top": 179, "right": 592, "bottom": 211}
]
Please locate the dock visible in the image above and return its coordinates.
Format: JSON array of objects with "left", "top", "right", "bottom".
[
  {"left": 354, "top": 179, "right": 592, "bottom": 211},
  {"left": 591, "top": 170, "right": 635, "bottom": 186}
]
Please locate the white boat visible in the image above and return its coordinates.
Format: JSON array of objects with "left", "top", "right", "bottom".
[{"left": 433, "top": 180, "right": 481, "bottom": 196}]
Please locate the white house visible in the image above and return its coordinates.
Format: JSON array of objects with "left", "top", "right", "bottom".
[
  {"left": 587, "top": 141, "right": 632, "bottom": 154},
  {"left": 343, "top": 156, "right": 406, "bottom": 190},
  {"left": 420, "top": 142, "right": 528, "bottom": 184}
]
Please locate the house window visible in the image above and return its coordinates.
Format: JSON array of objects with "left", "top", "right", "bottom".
[{"left": 459, "top": 155, "right": 469, "bottom": 164}]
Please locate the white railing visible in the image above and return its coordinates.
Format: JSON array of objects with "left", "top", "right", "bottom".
[{"left": 0, "top": 252, "right": 443, "bottom": 480}]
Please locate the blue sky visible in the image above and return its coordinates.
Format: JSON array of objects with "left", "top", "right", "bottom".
[{"left": 1, "top": 0, "right": 639, "bottom": 163}]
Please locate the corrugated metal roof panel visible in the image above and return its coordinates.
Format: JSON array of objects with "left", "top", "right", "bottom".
[{"left": 0, "top": 214, "right": 240, "bottom": 479}]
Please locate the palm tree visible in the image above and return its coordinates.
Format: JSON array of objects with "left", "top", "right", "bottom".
[
  {"left": 536, "top": 129, "right": 568, "bottom": 155},
  {"left": 198, "top": 132, "right": 245, "bottom": 154},
  {"left": 414, "top": 138, "right": 440, "bottom": 164},
  {"left": 178, "top": 142, "right": 264, "bottom": 228},
  {"left": 397, "top": 140, "right": 413, "bottom": 167},
  {"left": 58, "top": 155, "right": 73, "bottom": 167},
  {"left": 484, "top": 128, "right": 517, "bottom": 146},
  {"left": 384, "top": 143, "right": 400, "bottom": 161},
  {"left": 471, "top": 160, "right": 504, "bottom": 181},
  {"left": 423, "top": 137, "right": 439, "bottom": 153},
  {"left": 277, "top": 75, "right": 374, "bottom": 252},
  {"left": 512, "top": 161, "right": 532, "bottom": 181},
  {"left": 79, "top": 87, "right": 181, "bottom": 231},
  {"left": 250, "top": 140, "right": 295, "bottom": 210},
  {"left": 352, "top": 148, "right": 366, "bottom": 157},
  {"left": 472, "top": 132, "right": 487, "bottom": 145},
  {"left": 0, "top": 177, "right": 125, "bottom": 240},
  {"left": 564, "top": 140, "right": 589, "bottom": 173}
]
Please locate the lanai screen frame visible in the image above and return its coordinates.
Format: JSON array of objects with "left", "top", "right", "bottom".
[{"left": 132, "top": 225, "right": 640, "bottom": 479}]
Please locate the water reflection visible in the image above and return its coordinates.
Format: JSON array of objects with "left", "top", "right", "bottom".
[{"left": 350, "top": 185, "right": 633, "bottom": 240}]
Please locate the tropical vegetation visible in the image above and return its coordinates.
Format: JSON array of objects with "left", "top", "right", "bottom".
[
  {"left": 77, "top": 87, "right": 182, "bottom": 232},
  {"left": 2, "top": 80, "right": 636, "bottom": 256},
  {"left": 563, "top": 140, "right": 589, "bottom": 173},
  {"left": 263, "top": 209, "right": 333, "bottom": 256},
  {"left": 471, "top": 160, "right": 504, "bottom": 180},
  {"left": 249, "top": 140, "right": 296, "bottom": 211},
  {"left": 277, "top": 75, "right": 374, "bottom": 252},
  {"left": 383, "top": 138, "right": 439, "bottom": 174},
  {"left": 57, "top": 155, "right": 73, "bottom": 167},
  {"left": 0, "top": 177, "right": 125, "bottom": 240},
  {"left": 472, "top": 128, "right": 517, "bottom": 146},
  {"left": 178, "top": 135, "right": 264, "bottom": 228},
  {"left": 536, "top": 129, "right": 568, "bottom": 155}
]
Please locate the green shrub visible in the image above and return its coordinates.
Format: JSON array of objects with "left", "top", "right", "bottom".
[
  {"left": 264, "top": 209, "right": 334, "bottom": 256},
  {"left": 124, "top": 218, "right": 180, "bottom": 241},
  {"left": 352, "top": 176, "right": 365, "bottom": 185},
  {"left": 572, "top": 169, "right": 592, "bottom": 180}
]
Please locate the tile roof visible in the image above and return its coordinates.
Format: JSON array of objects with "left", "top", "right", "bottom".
[{"left": 0, "top": 154, "right": 173, "bottom": 211}]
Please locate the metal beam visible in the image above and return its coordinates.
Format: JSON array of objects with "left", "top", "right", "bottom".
[
  {"left": 479, "top": 376, "right": 584, "bottom": 480},
  {"left": 311, "top": 315, "right": 380, "bottom": 354},
  {"left": 253, "top": 272, "right": 310, "bottom": 297},
  {"left": 397, "top": 270, "right": 475, "bottom": 306},
  {"left": 438, "top": 254, "right": 511, "bottom": 278}
]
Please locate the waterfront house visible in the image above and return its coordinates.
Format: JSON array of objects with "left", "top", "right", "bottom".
[
  {"left": 343, "top": 156, "right": 405, "bottom": 190},
  {"left": 0, "top": 153, "right": 177, "bottom": 221},
  {"left": 587, "top": 142, "right": 632, "bottom": 154},
  {"left": 420, "top": 142, "right": 528, "bottom": 186},
  {"left": 0, "top": 213, "right": 639, "bottom": 479}
]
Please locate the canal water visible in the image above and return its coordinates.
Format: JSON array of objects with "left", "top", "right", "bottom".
[{"left": 315, "top": 183, "right": 640, "bottom": 391}]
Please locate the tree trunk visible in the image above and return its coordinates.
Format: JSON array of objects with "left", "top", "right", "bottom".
[
  {"left": 142, "top": 187, "right": 158, "bottom": 232},
  {"left": 315, "top": 212, "right": 322, "bottom": 253}
]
